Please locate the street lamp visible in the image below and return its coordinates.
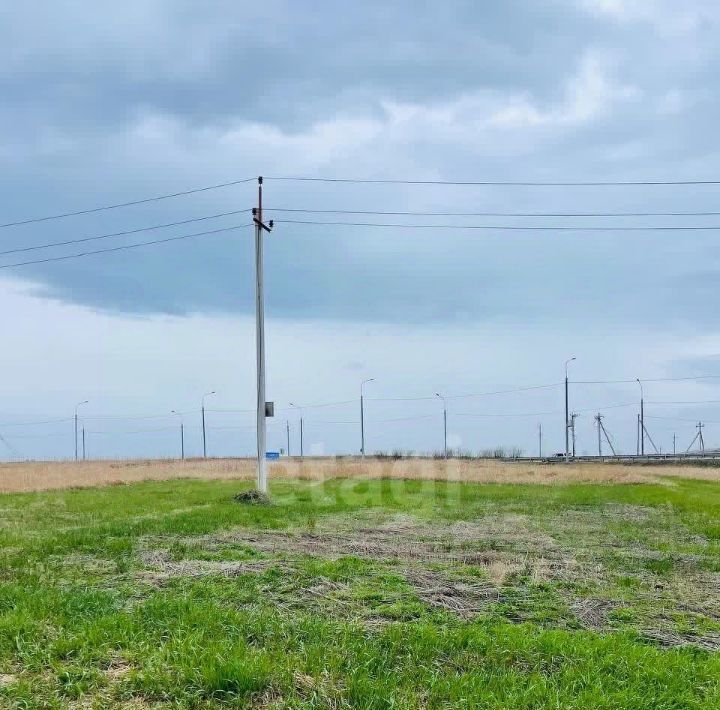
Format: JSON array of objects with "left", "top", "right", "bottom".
[
  {"left": 289, "top": 403, "right": 304, "bottom": 458},
  {"left": 201, "top": 391, "right": 216, "bottom": 458},
  {"left": 74, "top": 400, "right": 88, "bottom": 462},
  {"left": 565, "top": 357, "right": 576, "bottom": 460},
  {"left": 637, "top": 378, "right": 644, "bottom": 456},
  {"left": 360, "top": 378, "right": 375, "bottom": 458},
  {"left": 435, "top": 393, "right": 448, "bottom": 459},
  {"left": 171, "top": 410, "right": 184, "bottom": 460}
]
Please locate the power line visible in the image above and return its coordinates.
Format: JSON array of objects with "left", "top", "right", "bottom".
[
  {"left": 268, "top": 175, "right": 720, "bottom": 187},
  {"left": 0, "top": 223, "right": 252, "bottom": 270},
  {"left": 278, "top": 218, "right": 720, "bottom": 232},
  {"left": 271, "top": 206, "right": 720, "bottom": 218},
  {"left": 371, "top": 383, "right": 562, "bottom": 403},
  {"left": 0, "top": 209, "right": 252, "bottom": 256},
  {"left": 87, "top": 426, "right": 178, "bottom": 436},
  {"left": 575, "top": 375, "right": 720, "bottom": 385},
  {"left": 0, "top": 417, "right": 73, "bottom": 427},
  {"left": 0, "top": 178, "right": 255, "bottom": 230}
]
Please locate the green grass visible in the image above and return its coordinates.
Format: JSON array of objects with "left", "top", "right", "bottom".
[{"left": 0, "top": 476, "right": 719, "bottom": 707}]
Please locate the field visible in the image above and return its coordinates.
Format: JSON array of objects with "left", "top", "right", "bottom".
[
  {"left": 0, "top": 464, "right": 720, "bottom": 707},
  {"left": 3, "top": 456, "right": 720, "bottom": 494}
]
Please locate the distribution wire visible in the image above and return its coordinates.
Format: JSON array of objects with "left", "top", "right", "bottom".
[
  {"left": 370, "top": 383, "right": 562, "bottom": 403},
  {"left": 575, "top": 375, "right": 720, "bottom": 385},
  {"left": 0, "top": 209, "right": 253, "bottom": 256},
  {"left": 270, "top": 206, "right": 720, "bottom": 218},
  {"left": 277, "top": 218, "right": 720, "bottom": 232},
  {"left": 267, "top": 176, "right": 720, "bottom": 187},
  {"left": 4, "top": 171, "right": 720, "bottom": 231},
  {"left": 0, "top": 223, "right": 252, "bottom": 270},
  {"left": 0, "top": 177, "right": 256, "bottom": 229}
]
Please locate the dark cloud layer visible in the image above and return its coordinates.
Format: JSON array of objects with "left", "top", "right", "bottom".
[{"left": 1, "top": 0, "right": 720, "bottom": 328}]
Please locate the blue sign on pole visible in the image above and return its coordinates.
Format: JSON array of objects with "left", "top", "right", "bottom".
[{"left": 266, "top": 451, "right": 280, "bottom": 461}]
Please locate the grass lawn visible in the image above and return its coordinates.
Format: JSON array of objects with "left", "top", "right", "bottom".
[{"left": 1, "top": 475, "right": 719, "bottom": 708}]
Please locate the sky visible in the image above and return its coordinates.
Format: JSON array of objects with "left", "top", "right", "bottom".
[{"left": 1, "top": 0, "right": 720, "bottom": 459}]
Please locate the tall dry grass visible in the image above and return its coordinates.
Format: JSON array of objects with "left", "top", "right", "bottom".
[{"left": 0, "top": 457, "right": 718, "bottom": 494}]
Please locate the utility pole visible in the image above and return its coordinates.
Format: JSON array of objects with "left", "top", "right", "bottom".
[
  {"left": 595, "top": 414, "right": 603, "bottom": 456},
  {"left": 571, "top": 413, "right": 579, "bottom": 457},
  {"left": 290, "top": 403, "right": 304, "bottom": 458},
  {"left": 201, "top": 391, "right": 216, "bottom": 458},
  {"left": 286, "top": 420, "right": 291, "bottom": 457},
  {"left": 637, "top": 379, "right": 645, "bottom": 456},
  {"left": 82, "top": 425, "right": 86, "bottom": 461},
  {"left": 564, "top": 357, "right": 576, "bottom": 460},
  {"left": 172, "top": 410, "right": 184, "bottom": 460},
  {"left": 673, "top": 433, "right": 676, "bottom": 456},
  {"left": 252, "top": 177, "right": 274, "bottom": 493},
  {"left": 435, "top": 393, "right": 448, "bottom": 459},
  {"left": 597, "top": 415, "right": 617, "bottom": 456},
  {"left": 360, "top": 378, "right": 375, "bottom": 458},
  {"left": 685, "top": 422, "right": 705, "bottom": 455},
  {"left": 538, "top": 423, "right": 543, "bottom": 458},
  {"left": 74, "top": 400, "right": 88, "bottom": 462}
]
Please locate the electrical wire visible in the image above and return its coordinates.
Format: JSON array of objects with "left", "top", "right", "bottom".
[
  {"left": 575, "top": 375, "right": 720, "bottom": 385},
  {"left": 277, "top": 218, "right": 720, "bottom": 232},
  {"left": 87, "top": 426, "right": 178, "bottom": 436},
  {"left": 0, "top": 417, "right": 73, "bottom": 427},
  {"left": 267, "top": 176, "right": 720, "bottom": 187},
  {"left": 270, "top": 206, "right": 720, "bottom": 218},
  {"left": 0, "top": 178, "right": 255, "bottom": 229},
  {"left": 0, "top": 224, "right": 252, "bottom": 270},
  {"left": 0, "top": 209, "right": 252, "bottom": 256},
  {"left": 371, "top": 383, "right": 562, "bottom": 403}
]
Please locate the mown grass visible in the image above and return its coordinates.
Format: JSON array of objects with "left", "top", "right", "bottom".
[{"left": 0, "top": 476, "right": 719, "bottom": 707}]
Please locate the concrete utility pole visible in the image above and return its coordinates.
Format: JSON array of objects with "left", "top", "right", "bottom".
[
  {"left": 252, "top": 177, "right": 274, "bottom": 493},
  {"left": 596, "top": 414, "right": 617, "bottom": 456},
  {"left": 637, "top": 379, "right": 645, "bottom": 456},
  {"left": 673, "top": 433, "right": 676, "bottom": 456},
  {"left": 172, "top": 410, "right": 184, "bottom": 460},
  {"left": 435, "top": 393, "right": 448, "bottom": 459},
  {"left": 564, "top": 357, "right": 576, "bottom": 460},
  {"left": 360, "top": 378, "right": 375, "bottom": 457},
  {"left": 82, "top": 425, "right": 86, "bottom": 461},
  {"left": 74, "top": 400, "right": 88, "bottom": 461},
  {"left": 538, "top": 423, "right": 543, "bottom": 458},
  {"left": 290, "top": 403, "right": 304, "bottom": 458},
  {"left": 286, "top": 420, "right": 291, "bottom": 457},
  {"left": 686, "top": 422, "right": 706, "bottom": 455},
  {"left": 201, "top": 391, "right": 215, "bottom": 458},
  {"left": 570, "top": 413, "right": 579, "bottom": 457},
  {"left": 595, "top": 414, "right": 603, "bottom": 456}
]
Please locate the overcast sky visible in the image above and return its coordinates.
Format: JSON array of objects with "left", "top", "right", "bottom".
[{"left": 2, "top": 0, "right": 720, "bottom": 460}]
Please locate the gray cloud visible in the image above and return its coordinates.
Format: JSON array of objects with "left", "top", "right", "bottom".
[{"left": 1, "top": 0, "right": 720, "bottom": 331}]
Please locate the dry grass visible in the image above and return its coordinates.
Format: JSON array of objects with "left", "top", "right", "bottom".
[{"left": 1, "top": 456, "right": 719, "bottom": 494}]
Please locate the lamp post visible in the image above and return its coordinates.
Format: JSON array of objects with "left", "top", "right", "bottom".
[
  {"left": 171, "top": 410, "right": 184, "bottom": 460},
  {"left": 636, "top": 378, "right": 645, "bottom": 456},
  {"left": 289, "top": 403, "right": 304, "bottom": 458},
  {"left": 360, "top": 378, "right": 375, "bottom": 458},
  {"left": 564, "top": 358, "right": 576, "bottom": 460},
  {"left": 435, "top": 393, "right": 448, "bottom": 459},
  {"left": 201, "top": 391, "right": 216, "bottom": 458},
  {"left": 74, "top": 400, "right": 88, "bottom": 461}
]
